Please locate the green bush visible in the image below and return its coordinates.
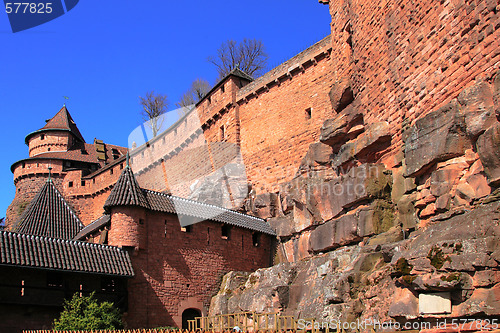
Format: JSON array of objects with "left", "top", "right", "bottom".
[{"left": 53, "top": 292, "right": 123, "bottom": 330}]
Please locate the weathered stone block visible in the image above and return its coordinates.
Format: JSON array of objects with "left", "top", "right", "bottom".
[
  {"left": 388, "top": 287, "right": 419, "bottom": 318},
  {"left": 314, "top": 164, "right": 391, "bottom": 221},
  {"left": 310, "top": 200, "right": 394, "bottom": 253},
  {"left": 430, "top": 168, "right": 460, "bottom": 197},
  {"left": 476, "top": 122, "right": 500, "bottom": 185},
  {"left": 472, "top": 270, "right": 500, "bottom": 288},
  {"left": 333, "top": 121, "right": 391, "bottom": 168},
  {"left": 298, "top": 142, "right": 334, "bottom": 172},
  {"left": 252, "top": 192, "right": 278, "bottom": 219},
  {"left": 454, "top": 283, "right": 500, "bottom": 316},
  {"left": 397, "top": 193, "right": 417, "bottom": 230},
  {"left": 404, "top": 100, "right": 470, "bottom": 177},
  {"left": 457, "top": 79, "right": 497, "bottom": 139},
  {"left": 319, "top": 105, "right": 363, "bottom": 147},
  {"left": 328, "top": 77, "right": 354, "bottom": 113},
  {"left": 269, "top": 214, "right": 295, "bottom": 237}
]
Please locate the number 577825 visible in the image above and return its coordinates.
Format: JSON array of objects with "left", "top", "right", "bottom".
[{"left": 5, "top": 2, "right": 53, "bottom": 14}]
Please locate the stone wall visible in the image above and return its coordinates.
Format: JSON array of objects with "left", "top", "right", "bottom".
[
  {"left": 117, "top": 209, "right": 273, "bottom": 328},
  {"left": 210, "top": 0, "right": 500, "bottom": 326}
]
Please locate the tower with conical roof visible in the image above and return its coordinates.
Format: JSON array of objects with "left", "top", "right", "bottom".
[
  {"left": 6, "top": 106, "right": 128, "bottom": 230},
  {"left": 25, "top": 106, "right": 86, "bottom": 157}
]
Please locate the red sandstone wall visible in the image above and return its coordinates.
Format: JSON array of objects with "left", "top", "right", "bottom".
[
  {"left": 131, "top": 37, "right": 336, "bottom": 198},
  {"left": 7, "top": 157, "right": 126, "bottom": 228},
  {"left": 237, "top": 37, "right": 335, "bottom": 193},
  {"left": 327, "top": 0, "right": 500, "bottom": 160},
  {"left": 28, "top": 131, "right": 71, "bottom": 157},
  {"left": 114, "top": 210, "right": 272, "bottom": 328}
]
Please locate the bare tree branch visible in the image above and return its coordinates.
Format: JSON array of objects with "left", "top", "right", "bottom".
[
  {"left": 207, "top": 39, "right": 269, "bottom": 79},
  {"left": 176, "top": 78, "right": 211, "bottom": 115},
  {"left": 139, "top": 91, "right": 168, "bottom": 137}
]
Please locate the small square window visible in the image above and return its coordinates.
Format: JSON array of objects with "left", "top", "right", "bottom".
[
  {"left": 81, "top": 180, "right": 85, "bottom": 187},
  {"left": 221, "top": 84, "right": 225, "bottom": 93},
  {"left": 40, "top": 134, "right": 45, "bottom": 140},
  {"left": 68, "top": 181, "right": 73, "bottom": 188},
  {"left": 181, "top": 225, "right": 192, "bottom": 233},
  {"left": 110, "top": 168, "right": 113, "bottom": 175}
]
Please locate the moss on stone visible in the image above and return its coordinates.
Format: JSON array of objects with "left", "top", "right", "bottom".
[
  {"left": 366, "top": 170, "right": 392, "bottom": 200},
  {"left": 440, "top": 272, "right": 461, "bottom": 282},
  {"left": 373, "top": 199, "right": 395, "bottom": 234},
  {"left": 18, "top": 201, "right": 29, "bottom": 215},
  {"left": 427, "top": 246, "right": 451, "bottom": 269},
  {"left": 395, "top": 257, "right": 413, "bottom": 275},
  {"left": 401, "top": 274, "right": 417, "bottom": 285}
]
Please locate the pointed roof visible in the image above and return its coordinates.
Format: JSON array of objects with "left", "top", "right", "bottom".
[
  {"left": 14, "top": 179, "right": 84, "bottom": 240},
  {"left": 227, "top": 66, "right": 254, "bottom": 81},
  {"left": 104, "top": 166, "right": 150, "bottom": 210},
  {"left": 195, "top": 67, "right": 254, "bottom": 107},
  {"left": 25, "top": 106, "right": 85, "bottom": 144},
  {"left": 104, "top": 166, "right": 276, "bottom": 235}
]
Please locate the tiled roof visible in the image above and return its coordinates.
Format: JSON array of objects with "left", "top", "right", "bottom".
[
  {"left": 15, "top": 179, "right": 84, "bottom": 240},
  {"left": 11, "top": 143, "right": 127, "bottom": 173},
  {"left": 25, "top": 106, "right": 85, "bottom": 144},
  {"left": 144, "top": 190, "right": 276, "bottom": 235},
  {"left": 74, "top": 215, "right": 111, "bottom": 241},
  {"left": 105, "top": 166, "right": 276, "bottom": 236},
  {"left": 0, "top": 231, "right": 134, "bottom": 277},
  {"left": 104, "top": 166, "right": 150, "bottom": 210}
]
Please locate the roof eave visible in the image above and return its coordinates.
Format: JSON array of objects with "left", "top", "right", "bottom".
[{"left": 24, "top": 128, "right": 83, "bottom": 145}]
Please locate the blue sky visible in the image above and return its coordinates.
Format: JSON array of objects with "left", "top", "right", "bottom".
[{"left": 0, "top": 1, "right": 331, "bottom": 219}]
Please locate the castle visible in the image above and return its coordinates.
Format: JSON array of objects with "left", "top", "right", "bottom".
[{"left": 3, "top": 0, "right": 500, "bottom": 331}]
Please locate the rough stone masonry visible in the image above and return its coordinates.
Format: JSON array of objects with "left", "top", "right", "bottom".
[{"left": 210, "top": 0, "right": 500, "bottom": 327}]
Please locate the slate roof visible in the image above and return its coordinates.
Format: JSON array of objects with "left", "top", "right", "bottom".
[
  {"left": 0, "top": 231, "right": 134, "bottom": 277},
  {"left": 25, "top": 106, "right": 85, "bottom": 144},
  {"left": 104, "top": 166, "right": 149, "bottom": 209},
  {"left": 15, "top": 179, "right": 84, "bottom": 240},
  {"left": 229, "top": 67, "right": 255, "bottom": 81},
  {"left": 143, "top": 190, "right": 276, "bottom": 235},
  {"left": 105, "top": 166, "right": 276, "bottom": 236},
  {"left": 74, "top": 215, "right": 111, "bottom": 241}
]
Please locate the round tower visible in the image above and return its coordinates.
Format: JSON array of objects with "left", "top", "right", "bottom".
[
  {"left": 6, "top": 106, "right": 89, "bottom": 230},
  {"left": 104, "top": 163, "right": 149, "bottom": 250},
  {"left": 25, "top": 106, "right": 85, "bottom": 157}
]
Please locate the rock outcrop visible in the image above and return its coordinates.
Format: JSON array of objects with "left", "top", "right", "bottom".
[{"left": 215, "top": 71, "right": 500, "bottom": 326}]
